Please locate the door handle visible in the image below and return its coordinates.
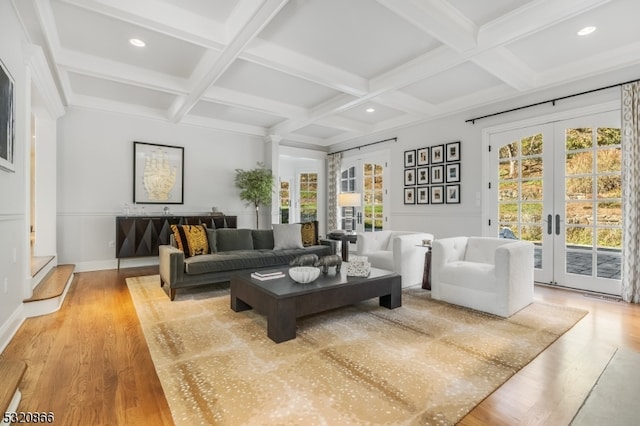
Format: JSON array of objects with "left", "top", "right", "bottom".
[
  {"left": 547, "top": 214, "right": 552, "bottom": 235},
  {"left": 555, "top": 214, "right": 561, "bottom": 235}
]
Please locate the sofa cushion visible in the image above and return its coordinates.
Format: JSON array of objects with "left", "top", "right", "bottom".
[
  {"left": 273, "top": 224, "right": 304, "bottom": 250},
  {"left": 216, "top": 229, "right": 254, "bottom": 252},
  {"left": 170, "top": 224, "right": 210, "bottom": 258},
  {"left": 252, "top": 229, "right": 275, "bottom": 249},
  {"left": 300, "top": 221, "right": 317, "bottom": 247},
  {"left": 184, "top": 245, "right": 331, "bottom": 275},
  {"left": 464, "top": 237, "right": 512, "bottom": 264},
  {"left": 439, "top": 261, "right": 496, "bottom": 292},
  {"left": 206, "top": 229, "right": 217, "bottom": 252},
  {"left": 366, "top": 251, "right": 395, "bottom": 271}
]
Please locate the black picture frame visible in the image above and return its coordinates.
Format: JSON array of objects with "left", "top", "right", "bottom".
[
  {"left": 431, "top": 165, "right": 444, "bottom": 184},
  {"left": 417, "top": 186, "right": 429, "bottom": 204},
  {"left": 446, "top": 163, "right": 460, "bottom": 183},
  {"left": 0, "top": 58, "right": 15, "bottom": 173},
  {"left": 404, "top": 149, "right": 416, "bottom": 167},
  {"left": 417, "top": 167, "right": 429, "bottom": 185},
  {"left": 431, "top": 186, "right": 444, "bottom": 204},
  {"left": 404, "top": 168, "right": 416, "bottom": 186},
  {"left": 446, "top": 184, "right": 461, "bottom": 204},
  {"left": 417, "top": 147, "right": 429, "bottom": 166},
  {"left": 404, "top": 187, "right": 416, "bottom": 204},
  {"left": 431, "top": 144, "right": 444, "bottom": 164},
  {"left": 446, "top": 141, "right": 461, "bottom": 162},
  {"left": 133, "top": 141, "right": 184, "bottom": 204}
]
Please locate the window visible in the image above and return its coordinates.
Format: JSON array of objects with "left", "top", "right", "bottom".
[
  {"left": 279, "top": 181, "right": 290, "bottom": 224},
  {"left": 299, "top": 172, "right": 318, "bottom": 222}
]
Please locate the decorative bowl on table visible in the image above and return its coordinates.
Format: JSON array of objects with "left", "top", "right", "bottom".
[{"left": 289, "top": 266, "right": 320, "bottom": 283}]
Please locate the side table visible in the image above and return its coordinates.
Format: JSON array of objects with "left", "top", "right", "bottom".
[
  {"left": 327, "top": 233, "right": 357, "bottom": 262},
  {"left": 422, "top": 246, "right": 432, "bottom": 290}
]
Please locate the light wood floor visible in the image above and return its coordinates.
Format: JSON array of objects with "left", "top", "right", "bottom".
[{"left": 2, "top": 267, "right": 639, "bottom": 425}]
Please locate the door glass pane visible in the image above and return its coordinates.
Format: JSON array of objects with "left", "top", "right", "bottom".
[
  {"left": 299, "top": 173, "right": 317, "bottom": 222},
  {"left": 566, "top": 152, "right": 593, "bottom": 175},
  {"left": 564, "top": 126, "right": 622, "bottom": 283},
  {"left": 279, "top": 181, "right": 289, "bottom": 224},
  {"left": 566, "top": 128, "right": 593, "bottom": 150},
  {"left": 363, "top": 162, "right": 383, "bottom": 232},
  {"left": 497, "top": 133, "right": 544, "bottom": 270}
]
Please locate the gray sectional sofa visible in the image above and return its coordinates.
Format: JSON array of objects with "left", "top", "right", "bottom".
[{"left": 159, "top": 226, "right": 332, "bottom": 300}]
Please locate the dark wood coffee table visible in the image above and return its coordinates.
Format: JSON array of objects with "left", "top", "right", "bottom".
[{"left": 230, "top": 267, "right": 401, "bottom": 343}]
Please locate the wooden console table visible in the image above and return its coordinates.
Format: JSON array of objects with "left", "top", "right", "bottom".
[{"left": 115, "top": 215, "right": 237, "bottom": 267}]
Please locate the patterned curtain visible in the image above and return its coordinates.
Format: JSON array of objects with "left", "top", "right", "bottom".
[
  {"left": 621, "top": 82, "right": 640, "bottom": 303},
  {"left": 327, "top": 153, "right": 342, "bottom": 232}
]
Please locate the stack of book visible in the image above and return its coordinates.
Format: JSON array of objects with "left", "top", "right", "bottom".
[{"left": 250, "top": 270, "right": 286, "bottom": 281}]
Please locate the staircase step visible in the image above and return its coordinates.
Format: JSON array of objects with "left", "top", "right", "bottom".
[
  {"left": 0, "top": 360, "right": 27, "bottom": 415},
  {"left": 24, "top": 264, "right": 75, "bottom": 303}
]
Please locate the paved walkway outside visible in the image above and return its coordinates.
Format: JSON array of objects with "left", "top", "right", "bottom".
[{"left": 534, "top": 247, "right": 621, "bottom": 279}]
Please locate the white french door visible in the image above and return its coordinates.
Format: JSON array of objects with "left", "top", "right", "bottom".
[
  {"left": 341, "top": 152, "right": 388, "bottom": 233},
  {"left": 488, "top": 111, "right": 622, "bottom": 295}
]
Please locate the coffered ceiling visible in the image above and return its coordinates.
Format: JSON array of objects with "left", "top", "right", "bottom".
[{"left": 12, "top": 0, "right": 640, "bottom": 150}]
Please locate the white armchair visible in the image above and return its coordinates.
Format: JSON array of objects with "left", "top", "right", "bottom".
[
  {"left": 356, "top": 231, "right": 434, "bottom": 288},
  {"left": 431, "top": 236, "right": 534, "bottom": 317}
]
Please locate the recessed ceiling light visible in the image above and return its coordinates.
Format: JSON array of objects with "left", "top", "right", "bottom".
[
  {"left": 366, "top": 108, "right": 375, "bottom": 113},
  {"left": 577, "top": 26, "right": 596, "bottom": 36},
  {"left": 129, "top": 38, "right": 146, "bottom": 47}
]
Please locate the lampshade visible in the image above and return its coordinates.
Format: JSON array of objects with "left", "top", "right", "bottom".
[{"left": 338, "top": 192, "right": 361, "bottom": 207}]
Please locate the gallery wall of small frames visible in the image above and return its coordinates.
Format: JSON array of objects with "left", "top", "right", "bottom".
[{"left": 403, "top": 141, "right": 461, "bottom": 205}]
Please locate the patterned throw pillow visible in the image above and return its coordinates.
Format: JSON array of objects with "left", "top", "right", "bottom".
[
  {"left": 300, "top": 221, "right": 317, "bottom": 247},
  {"left": 170, "top": 224, "right": 210, "bottom": 257}
]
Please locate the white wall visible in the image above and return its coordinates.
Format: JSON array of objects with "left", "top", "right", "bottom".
[
  {"left": 339, "top": 88, "right": 620, "bottom": 240},
  {"left": 0, "top": 1, "right": 31, "bottom": 350},
  {"left": 56, "top": 107, "right": 270, "bottom": 270}
]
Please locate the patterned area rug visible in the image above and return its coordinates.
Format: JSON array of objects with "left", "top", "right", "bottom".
[{"left": 126, "top": 275, "right": 587, "bottom": 426}]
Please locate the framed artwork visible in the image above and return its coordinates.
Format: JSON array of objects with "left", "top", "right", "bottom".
[
  {"left": 446, "top": 163, "right": 460, "bottom": 183},
  {"left": 446, "top": 184, "right": 461, "bottom": 204},
  {"left": 417, "top": 167, "right": 429, "bottom": 185},
  {"left": 404, "top": 187, "right": 416, "bottom": 204},
  {"left": 431, "top": 144, "right": 444, "bottom": 164},
  {"left": 404, "top": 149, "right": 416, "bottom": 167},
  {"left": 431, "top": 165, "right": 444, "bottom": 184},
  {"left": 417, "top": 186, "right": 429, "bottom": 204},
  {"left": 404, "top": 168, "right": 416, "bottom": 186},
  {"left": 417, "top": 147, "right": 429, "bottom": 166},
  {"left": 431, "top": 186, "right": 444, "bottom": 204},
  {"left": 446, "top": 141, "right": 461, "bottom": 162},
  {"left": 0, "top": 59, "right": 15, "bottom": 172},
  {"left": 133, "top": 141, "right": 184, "bottom": 204}
]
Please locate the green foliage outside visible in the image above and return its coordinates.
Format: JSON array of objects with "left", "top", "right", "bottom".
[{"left": 499, "top": 128, "right": 622, "bottom": 249}]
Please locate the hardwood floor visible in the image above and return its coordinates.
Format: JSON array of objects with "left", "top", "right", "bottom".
[
  {"left": 0, "top": 267, "right": 173, "bottom": 426},
  {"left": 1, "top": 268, "right": 639, "bottom": 425}
]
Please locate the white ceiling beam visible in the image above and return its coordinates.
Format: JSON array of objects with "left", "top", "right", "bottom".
[
  {"left": 271, "top": 94, "right": 362, "bottom": 135},
  {"left": 168, "top": 0, "right": 289, "bottom": 123},
  {"left": 315, "top": 116, "right": 373, "bottom": 134},
  {"left": 59, "top": 0, "right": 226, "bottom": 48},
  {"left": 536, "top": 40, "right": 640, "bottom": 87},
  {"left": 376, "top": 0, "right": 477, "bottom": 52},
  {"left": 57, "top": 48, "right": 189, "bottom": 95},
  {"left": 70, "top": 94, "right": 170, "bottom": 121},
  {"left": 372, "top": 91, "right": 436, "bottom": 116},
  {"left": 181, "top": 115, "right": 267, "bottom": 137},
  {"left": 203, "top": 86, "right": 307, "bottom": 121},
  {"left": 478, "top": 0, "right": 612, "bottom": 48},
  {"left": 471, "top": 47, "right": 536, "bottom": 91},
  {"left": 33, "top": 0, "right": 69, "bottom": 104},
  {"left": 241, "top": 38, "right": 369, "bottom": 96}
]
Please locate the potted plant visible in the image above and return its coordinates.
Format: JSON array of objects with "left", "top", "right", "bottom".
[{"left": 235, "top": 162, "right": 275, "bottom": 228}]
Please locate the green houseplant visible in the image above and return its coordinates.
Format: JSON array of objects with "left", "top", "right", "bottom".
[{"left": 235, "top": 162, "right": 275, "bottom": 229}]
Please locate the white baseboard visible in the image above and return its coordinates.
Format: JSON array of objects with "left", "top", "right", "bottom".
[
  {"left": 0, "top": 305, "right": 25, "bottom": 355},
  {"left": 74, "top": 258, "right": 158, "bottom": 272}
]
